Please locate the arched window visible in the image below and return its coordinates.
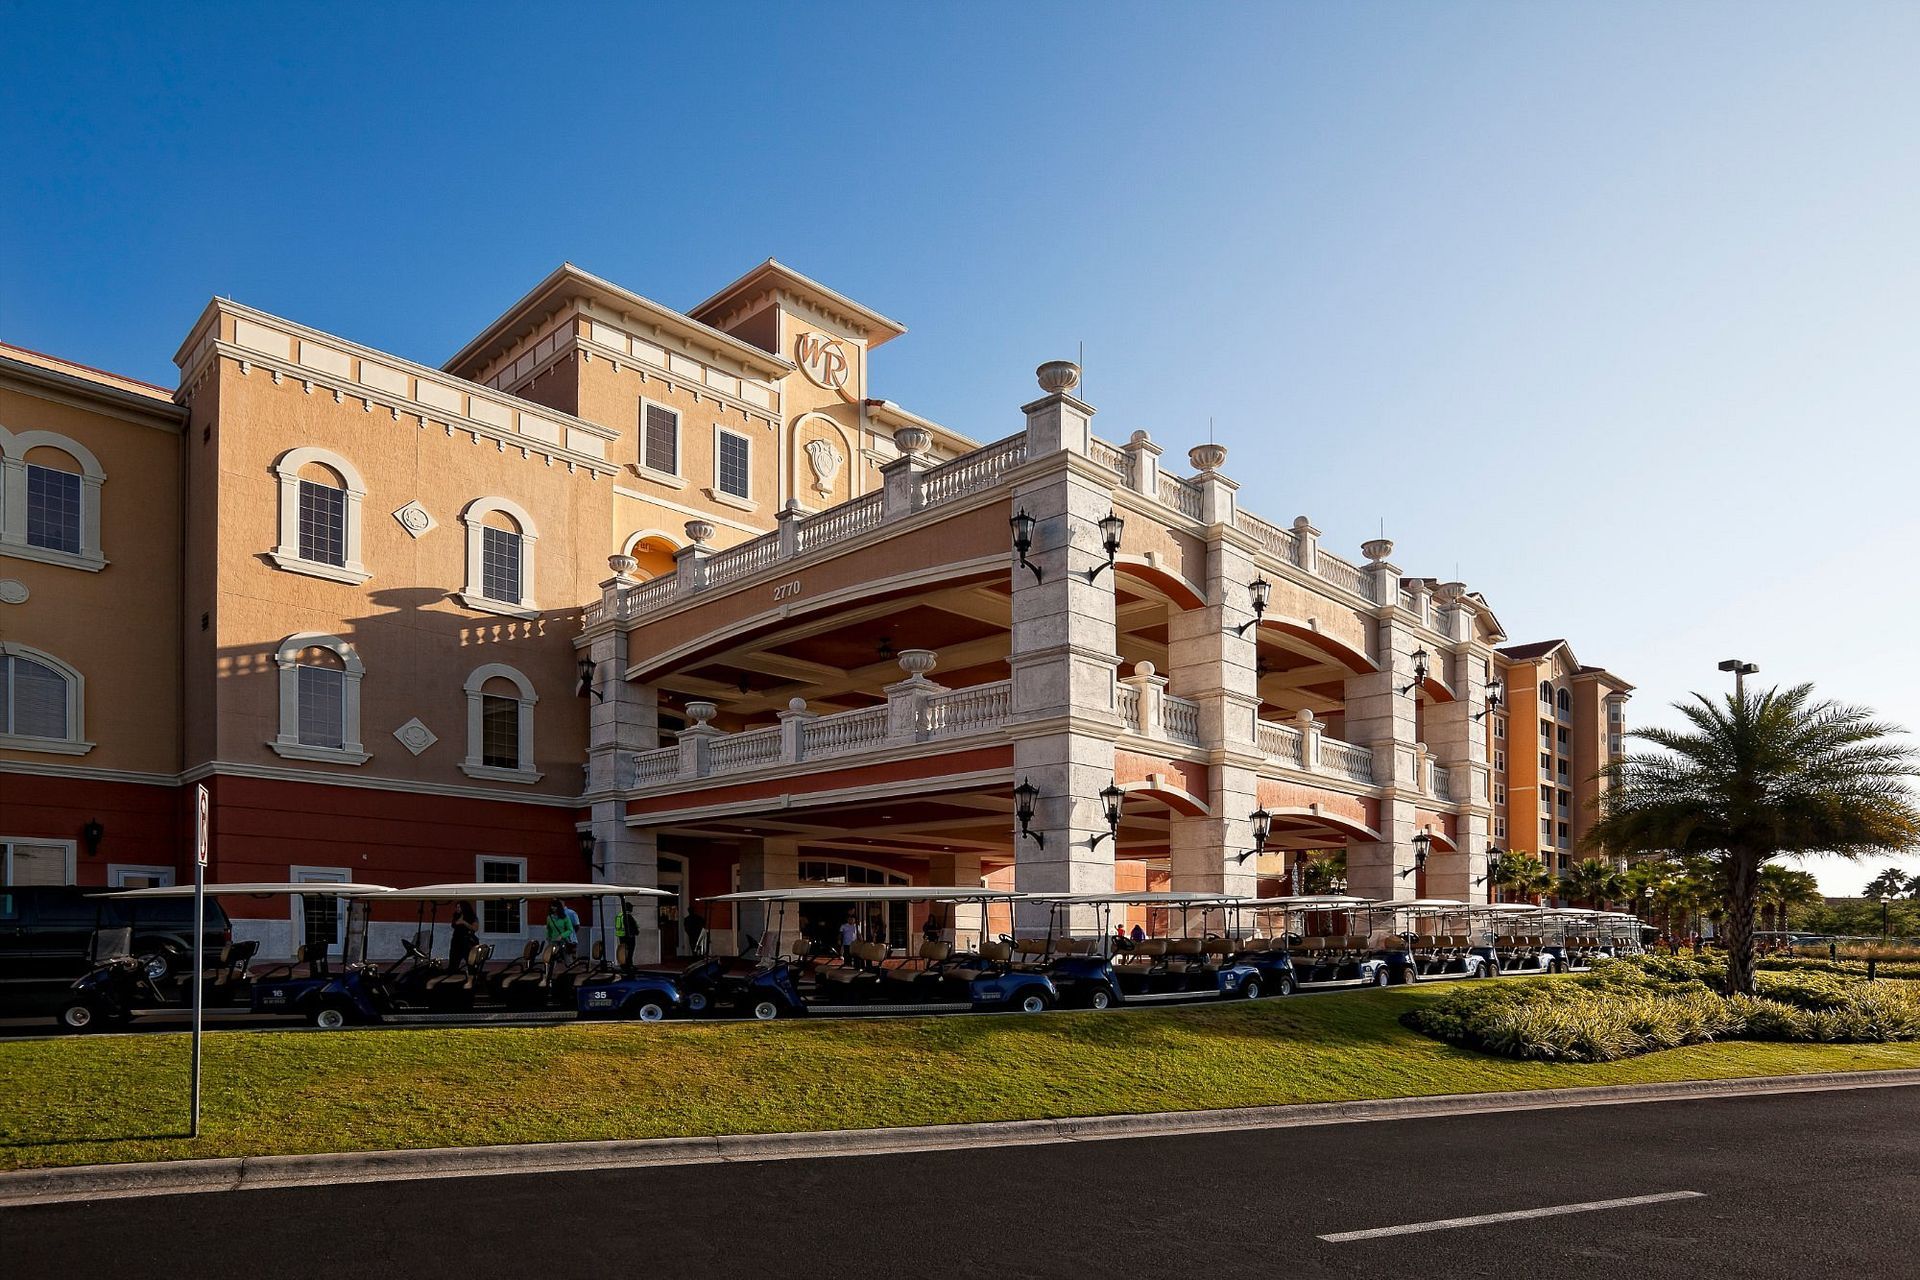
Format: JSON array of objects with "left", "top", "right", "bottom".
[
  {"left": 0, "top": 642, "right": 90, "bottom": 755},
  {"left": 0, "top": 428, "right": 106, "bottom": 572},
  {"left": 461, "top": 663, "right": 540, "bottom": 783},
  {"left": 1557, "top": 687, "right": 1571, "bottom": 712},
  {"left": 620, "top": 530, "right": 680, "bottom": 580},
  {"left": 1538, "top": 680, "right": 1552, "bottom": 703},
  {"left": 459, "top": 497, "right": 538, "bottom": 619},
  {"left": 270, "top": 633, "right": 367, "bottom": 764},
  {"left": 270, "top": 447, "right": 368, "bottom": 584}
]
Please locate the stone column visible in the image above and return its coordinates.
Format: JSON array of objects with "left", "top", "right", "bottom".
[
  {"left": 1341, "top": 538, "right": 1421, "bottom": 903},
  {"left": 584, "top": 602, "right": 663, "bottom": 961},
  {"left": 1164, "top": 445, "right": 1262, "bottom": 897},
  {"left": 1007, "top": 360, "right": 1121, "bottom": 933},
  {"left": 1424, "top": 582, "right": 1491, "bottom": 902},
  {"left": 737, "top": 837, "right": 800, "bottom": 957},
  {"left": 927, "top": 851, "right": 985, "bottom": 941}
]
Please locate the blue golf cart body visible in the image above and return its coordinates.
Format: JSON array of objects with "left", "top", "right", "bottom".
[
  {"left": 574, "top": 972, "right": 683, "bottom": 1020},
  {"left": 250, "top": 967, "right": 387, "bottom": 1026}
]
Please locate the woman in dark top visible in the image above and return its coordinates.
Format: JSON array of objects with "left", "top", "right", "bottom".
[{"left": 447, "top": 902, "right": 479, "bottom": 971}]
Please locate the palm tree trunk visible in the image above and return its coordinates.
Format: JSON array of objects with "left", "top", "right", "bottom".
[{"left": 1725, "top": 854, "right": 1760, "bottom": 995}]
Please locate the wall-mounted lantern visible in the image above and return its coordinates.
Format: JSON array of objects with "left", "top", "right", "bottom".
[
  {"left": 1234, "top": 576, "right": 1271, "bottom": 636},
  {"left": 1009, "top": 510, "right": 1044, "bottom": 583}
]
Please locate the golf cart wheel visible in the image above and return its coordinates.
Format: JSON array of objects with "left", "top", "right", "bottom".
[
  {"left": 1017, "top": 991, "right": 1053, "bottom": 1014},
  {"left": 750, "top": 999, "right": 782, "bottom": 1021},
  {"left": 1088, "top": 989, "right": 1113, "bottom": 1011},
  {"left": 144, "top": 946, "right": 183, "bottom": 982},
  {"left": 1276, "top": 973, "right": 1296, "bottom": 996},
  {"left": 311, "top": 1002, "right": 350, "bottom": 1031},
  {"left": 685, "top": 991, "right": 710, "bottom": 1014},
  {"left": 57, "top": 1001, "right": 97, "bottom": 1032},
  {"left": 1242, "top": 978, "right": 1263, "bottom": 1001},
  {"left": 629, "top": 998, "right": 669, "bottom": 1023},
  {"left": 1373, "top": 968, "right": 1392, "bottom": 989}
]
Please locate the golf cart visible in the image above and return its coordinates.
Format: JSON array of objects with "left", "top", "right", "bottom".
[
  {"left": 1243, "top": 896, "right": 1395, "bottom": 990},
  {"left": 96, "top": 882, "right": 397, "bottom": 1029},
  {"left": 1387, "top": 900, "right": 1492, "bottom": 982},
  {"left": 1042, "top": 893, "right": 1266, "bottom": 1007},
  {"left": 702, "top": 886, "right": 1061, "bottom": 1017},
  {"left": 1469, "top": 902, "right": 1560, "bottom": 975},
  {"left": 1541, "top": 908, "right": 1608, "bottom": 971}
]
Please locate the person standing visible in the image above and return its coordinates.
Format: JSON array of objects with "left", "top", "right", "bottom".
[
  {"left": 545, "top": 900, "right": 576, "bottom": 971},
  {"left": 684, "top": 906, "right": 708, "bottom": 957},
  {"left": 614, "top": 897, "right": 638, "bottom": 970},
  {"left": 838, "top": 911, "right": 859, "bottom": 960},
  {"left": 448, "top": 902, "right": 479, "bottom": 971},
  {"left": 562, "top": 900, "right": 582, "bottom": 962}
]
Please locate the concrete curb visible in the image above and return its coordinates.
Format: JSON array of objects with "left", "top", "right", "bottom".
[{"left": 5, "top": 1068, "right": 1918, "bottom": 1207}]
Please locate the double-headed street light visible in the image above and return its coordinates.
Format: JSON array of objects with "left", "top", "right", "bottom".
[{"left": 1718, "top": 658, "right": 1758, "bottom": 699}]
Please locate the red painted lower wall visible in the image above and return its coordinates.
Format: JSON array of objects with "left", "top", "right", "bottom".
[{"left": 0, "top": 772, "right": 186, "bottom": 885}]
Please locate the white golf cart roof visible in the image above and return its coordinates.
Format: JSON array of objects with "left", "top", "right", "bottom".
[
  {"left": 1395, "top": 898, "right": 1468, "bottom": 910},
  {"left": 98, "top": 882, "right": 396, "bottom": 899},
  {"left": 381, "top": 881, "right": 670, "bottom": 901},
  {"left": 1253, "top": 895, "right": 1377, "bottom": 908},
  {"left": 1475, "top": 902, "right": 1549, "bottom": 913},
  {"left": 703, "top": 885, "right": 1013, "bottom": 904},
  {"left": 1048, "top": 892, "right": 1242, "bottom": 906}
]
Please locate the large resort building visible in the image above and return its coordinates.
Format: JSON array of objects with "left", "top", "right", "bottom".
[{"left": 0, "top": 261, "right": 1631, "bottom": 958}]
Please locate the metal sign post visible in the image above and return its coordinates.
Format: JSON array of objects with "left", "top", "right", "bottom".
[{"left": 191, "top": 783, "right": 208, "bottom": 1139}]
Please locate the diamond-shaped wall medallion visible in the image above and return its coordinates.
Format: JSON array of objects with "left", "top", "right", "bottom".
[
  {"left": 393, "top": 501, "right": 436, "bottom": 538},
  {"left": 393, "top": 718, "right": 438, "bottom": 755}
]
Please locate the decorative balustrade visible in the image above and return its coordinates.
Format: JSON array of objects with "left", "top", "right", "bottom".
[
  {"left": 1114, "top": 683, "right": 1142, "bottom": 734},
  {"left": 707, "top": 726, "right": 780, "bottom": 772},
  {"left": 1316, "top": 550, "right": 1375, "bottom": 600},
  {"left": 631, "top": 746, "right": 680, "bottom": 785},
  {"left": 920, "top": 432, "right": 1027, "bottom": 508},
  {"left": 794, "top": 492, "right": 884, "bottom": 554},
  {"left": 1157, "top": 471, "right": 1203, "bottom": 520},
  {"left": 1257, "top": 718, "right": 1305, "bottom": 767},
  {"left": 1319, "top": 737, "right": 1375, "bottom": 783},
  {"left": 924, "top": 680, "right": 1011, "bottom": 736},
  {"left": 703, "top": 531, "right": 782, "bottom": 588},
  {"left": 1432, "top": 763, "right": 1452, "bottom": 801},
  {"left": 1162, "top": 695, "right": 1202, "bottom": 745},
  {"left": 1087, "top": 435, "right": 1133, "bottom": 484},
  {"left": 800, "top": 705, "right": 891, "bottom": 756},
  {"left": 1234, "top": 510, "right": 1302, "bottom": 566}
]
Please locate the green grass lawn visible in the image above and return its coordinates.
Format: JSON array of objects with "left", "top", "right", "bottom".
[{"left": 7, "top": 986, "right": 1920, "bottom": 1172}]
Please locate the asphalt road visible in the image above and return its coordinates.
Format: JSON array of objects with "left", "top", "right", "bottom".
[{"left": 5, "top": 1086, "right": 1916, "bottom": 1279}]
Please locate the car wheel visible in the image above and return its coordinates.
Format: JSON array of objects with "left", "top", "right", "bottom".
[
  {"left": 686, "top": 991, "right": 710, "bottom": 1014},
  {"left": 312, "top": 1004, "right": 349, "bottom": 1030},
  {"left": 1277, "top": 973, "right": 1296, "bottom": 996},
  {"left": 751, "top": 999, "right": 782, "bottom": 1021},
  {"left": 57, "top": 1001, "right": 97, "bottom": 1032},
  {"left": 1018, "top": 991, "right": 1053, "bottom": 1014},
  {"left": 1089, "top": 989, "right": 1113, "bottom": 1011},
  {"left": 1242, "top": 978, "right": 1263, "bottom": 1001},
  {"left": 630, "top": 998, "right": 669, "bottom": 1023},
  {"left": 1373, "top": 968, "right": 1391, "bottom": 988}
]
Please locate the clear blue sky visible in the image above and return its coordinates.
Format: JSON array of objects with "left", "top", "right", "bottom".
[{"left": 5, "top": 2, "right": 1917, "bottom": 893}]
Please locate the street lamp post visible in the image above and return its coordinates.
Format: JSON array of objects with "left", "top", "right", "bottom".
[{"left": 1717, "top": 658, "right": 1758, "bottom": 700}]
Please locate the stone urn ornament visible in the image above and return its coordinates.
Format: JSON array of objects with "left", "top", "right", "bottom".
[
  {"left": 685, "top": 700, "right": 718, "bottom": 727},
  {"left": 1035, "top": 360, "right": 1081, "bottom": 394},
  {"left": 684, "top": 519, "right": 716, "bottom": 547},
  {"left": 1188, "top": 442, "right": 1228, "bottom": 472},
  {"left": 608, "top": 554, "right": 638, "bottom": 577},
  {"left": 1361, "top": 537, "right": 1395, "bottom": 563},
  {"left": 896, "top": 648, "right": 939, "bottom": 682},
  {"left": 893, "top": 426, "right": 931, "bottom": 458}
]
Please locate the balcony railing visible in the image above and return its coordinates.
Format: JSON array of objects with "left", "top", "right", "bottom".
[
  {"left": 1319, "top": 737, "right": 1376, "bottom": 784},
  {"left": 1162, "top": 695, "right": 1202, "bottom": 745},
  {"left": 1432, "top": 763, "right": 1453, "bottom": 801},
  {"left": 1256, "top": 716, "right": 1375, "bottom": 785},
  {"left": 1257, "top": 719, "right": 1305, "bottom": 767}
]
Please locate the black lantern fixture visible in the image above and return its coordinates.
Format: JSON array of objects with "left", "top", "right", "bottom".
[
  {"left": 1402, "top": 825, "right": 1435, "bottom": 878},
  {"left": 81, "top": 821, "right": 104, "bottom": 857},
  {"left": 1236, "top": 807, "right": 1274, "bottom": 863},
  {"left": 576, "top": 657, "right": 603, "bottom": 702},
  {"left": 1234, "top": 576, "right": 1271, "bottom": 636},
  {"left": 1083, "top": 510, "right": 1124, "bottom": 582},
  {"left": 577, "top": 829, "right": 597, "bottom": 864},
  {"left": 1473, "top": 844, "right": 1505, "bottom": 887},
  {"left": 1399, "top": 647, "right": 1431, "bottom": 696},
  {"left": 1009, "top": 509, "right": 1043, "bottom": 583},
  {"left": 1473, "top": 677, "right": 1504, "bottom": 722},
  {"left": 1014, "top": 777, "right": 1045, "bottom": 847},
  {"left": 1089, "top": 780, "right": 1125, "bottom": 849}
]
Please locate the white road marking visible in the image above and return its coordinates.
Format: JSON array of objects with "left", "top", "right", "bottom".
[{"left": 1319, "top": 1190, "right": 1707, "bottom": 1243}]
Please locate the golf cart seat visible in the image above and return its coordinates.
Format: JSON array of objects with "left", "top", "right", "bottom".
[
  {"left": 817, "top": 942, "right": 888, "bottom": 988},
  {"left": 1240, "top": 936, "right": 1271, "bottom": 952},
  {"left": 203, "top": 939, "right": 261, "bottom": 978},
  {"left": 254, "top": 942, "right": 329, "bottom": 983},
  {"left": 1056, "top": 937, "right": 1093, "bottom": 956},
  {"left": 947, "top": 940, "right": 1013, "bottom": 983},
  {"left": 882, "top": 940, "right": 953, "bottom": 989}
]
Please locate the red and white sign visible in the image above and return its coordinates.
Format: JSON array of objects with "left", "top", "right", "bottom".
[{"left": 195, "top": 784, "right": 210, "bottom": 867}]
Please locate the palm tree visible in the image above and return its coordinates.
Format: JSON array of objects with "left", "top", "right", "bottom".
[
  {"left": 1298, "top": 847, "right": 1347, "bottom": 895},
  {"left": 1756, "top": 865, "right": 1822, "bottom": 935},
  {"left": 1561, "top": 857, "right": 1627, "bottom": 910},
  {"left": 1588, "top": 683, "right": 1920, "bottom": 994},
  {"left": 1487, "top": 849, "right": 1542, "bottom": 903},
  {"left": 1863, "top": 867, "right": 1912, "bottom": 901}
]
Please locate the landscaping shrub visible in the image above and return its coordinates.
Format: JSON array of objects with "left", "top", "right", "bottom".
[{"left": 1401, "top": 956, "right": 1920, "bottom": 1062}]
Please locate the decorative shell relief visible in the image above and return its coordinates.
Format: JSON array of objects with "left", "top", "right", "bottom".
[{"left": 804, "top": 437, "right": 844, "bottom": 498}]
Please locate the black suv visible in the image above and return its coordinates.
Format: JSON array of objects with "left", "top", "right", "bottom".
[{"left": 0, "top": 886, "right": 231, "bottom": 1015}]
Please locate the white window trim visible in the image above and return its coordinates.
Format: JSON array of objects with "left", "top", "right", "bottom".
[
  {"left": 0, "top": 641, "right": 93, "bottom": 756},
  {"left": 269, "top": 632, "right": 369, "bottom": 764},
  {"left": 636, "top": 398, "right": 683, "bottom": 485},
  {"left": 706, "top": 424, "right": 756, "bottom": 512},
  {"left": 461, "top": 662, "right": 542, "bottom": 784},
  {"left": 270, "top": 446, "right": 370, "bottom": 585},
  {"left": 2, "top": 838, "right": 78, "bottom": 885},
  {"left": 108, "top": 864, "right": 176, "bottom": 888},
  {"left": 475, "top": 854, "right": 529, "bottom": 939},
  {"left": 0, "top": 426, "right": 107, "bottom": 572},
  {"left": 290, "top": 865, "right": 352, "bottom": 949},
  {"left": 457, "top": 496, "right": 539, "bottom": 619}
]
